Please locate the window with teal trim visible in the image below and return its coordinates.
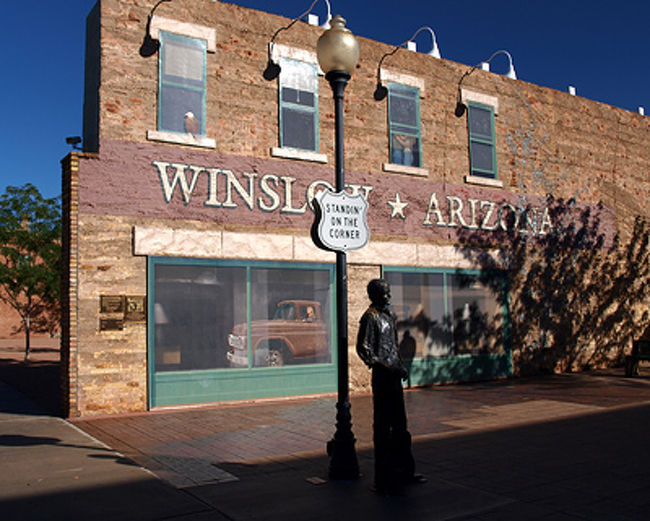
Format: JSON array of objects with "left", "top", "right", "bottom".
[
  {"left": 467, "top": 101, "right": 497, "bottom": 178},
  {"left": 383, "top": 269, "right": 507, "bottom": 359},
  {"left": 153, "top": 264, "right": 246, "bottom": 372},
  {"left": 388, "top": 82, "right": 421, "bottom": 167},
  {"left": 159, "top": 31, "right": 207, "bottom": 136},
  {"left": 152, "top": 260, "right": 333, "bottom": 373},
  {"left": 279, "top": 58, "right": 318, "bottom": 151}
]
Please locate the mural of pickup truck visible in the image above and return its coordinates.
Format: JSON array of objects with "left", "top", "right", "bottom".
[{"left": 226, "top": 300, "right": 330, "bottom": 367}]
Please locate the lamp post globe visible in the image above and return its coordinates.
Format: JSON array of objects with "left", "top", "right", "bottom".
[
  {"left": 318, "top": 14, "right": 360, "bottom": 481},
  {"left": 317, "top": 15, "right": 359, "bottom": 75}
]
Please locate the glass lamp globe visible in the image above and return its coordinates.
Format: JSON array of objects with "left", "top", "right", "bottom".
[{"left": 316, "top": 15, "right": 359, "bottom": 75}]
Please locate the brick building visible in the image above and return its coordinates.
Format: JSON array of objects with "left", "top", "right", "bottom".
[{"left": 61, "top": 0, "right": 649, "bottom": 417}]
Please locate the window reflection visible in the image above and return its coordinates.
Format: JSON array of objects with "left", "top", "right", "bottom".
[
  {"left": 385, "top": 271, "right": 505, "bottom": 359},
  {"left": 153, "top": 262, "right": 333, "bottom": 373}
]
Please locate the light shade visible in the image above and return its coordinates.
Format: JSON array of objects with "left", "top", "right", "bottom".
[{"left": 317, "top": 14, "right": 359, "bottom": 75}]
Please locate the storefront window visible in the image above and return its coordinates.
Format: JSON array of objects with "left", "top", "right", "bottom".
[
  {"left": 384, "top": 269, "right": 506, "bottom": 361},
  {"left": 448, "top": 273, "right": 504, "bottom": 356},
  {"left": 154, "top": 264, "right": 246, "bottom": 372},
  {"left": 152, "top": 260, "right": 333, "bottom": 373},
  {"left": 249, "top": 267, "right": 331, "bottom": 367}
]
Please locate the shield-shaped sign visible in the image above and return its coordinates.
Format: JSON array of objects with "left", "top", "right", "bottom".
[{"left": 311, "top": 190, "right": 370, "bottom": 252}]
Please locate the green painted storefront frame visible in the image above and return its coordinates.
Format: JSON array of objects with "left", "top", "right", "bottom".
[
  {"left": 147, "top": 257, "right": 337, "bottom": 408},
  {"left": 382, "top": 266, "right": 513, "bottom": 385}
]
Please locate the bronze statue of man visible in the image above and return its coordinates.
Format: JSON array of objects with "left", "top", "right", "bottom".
[{"left": 356, "top": 278, "right": 426, "bottom": 494}]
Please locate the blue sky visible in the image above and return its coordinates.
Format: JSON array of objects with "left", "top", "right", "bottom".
[{"left": 1, "top": 0, "right": 648, "bottom": 200}]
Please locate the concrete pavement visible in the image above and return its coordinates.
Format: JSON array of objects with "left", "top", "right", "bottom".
[{"left": 2, "top": 359, "right": 650, "bottom": 519}]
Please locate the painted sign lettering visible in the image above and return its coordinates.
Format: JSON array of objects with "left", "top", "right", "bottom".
[{"left": 152, "top": 160, "right": 556, "bottom": 236}]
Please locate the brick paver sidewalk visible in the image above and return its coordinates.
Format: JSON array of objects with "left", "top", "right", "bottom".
[{"left": 73, "top": 370, "right": 650, "bottom": 489}]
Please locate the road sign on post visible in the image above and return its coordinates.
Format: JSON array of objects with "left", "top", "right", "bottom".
[{"left": 311, "top": 190, "right": 369, "bottom": 252}]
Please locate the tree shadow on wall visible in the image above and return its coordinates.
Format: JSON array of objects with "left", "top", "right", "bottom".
[{"left": 454, "top": 196, "right": 650, "bottom": 376}]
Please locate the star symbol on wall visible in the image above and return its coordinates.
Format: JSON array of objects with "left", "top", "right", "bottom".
[{"left": 387, "top": 193, "right": 408, "bottom": 220}]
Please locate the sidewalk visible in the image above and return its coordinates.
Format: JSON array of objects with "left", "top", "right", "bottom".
[{"left": 2, "top": 346, "right": 650, "bottom": 520}]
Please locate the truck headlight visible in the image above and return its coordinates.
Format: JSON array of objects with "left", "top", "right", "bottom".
[{"left": 228, "top": 334, "right": 246, "bottom": 350}]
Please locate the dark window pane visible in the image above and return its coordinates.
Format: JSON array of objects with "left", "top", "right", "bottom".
[
  {"left": 154, "top": 265, "right": 247, "bottom": 372},
  {"left": 470, "top": 141, "right": 494, "bottom": 174},
  {"left": 281, "top": 107, "right": 316, "bottom": 150},
  {"left": 281, "top": 87, "right": 315, "bottom": 107},
  {"left": 160, "top": 85, "right": 203, "bottom": 134},
  {"left": 389, "top": 93, "right": 418, "bottom": 128},
  {"left": 468, "top": 105, "right": 492, "bottom": 139}
]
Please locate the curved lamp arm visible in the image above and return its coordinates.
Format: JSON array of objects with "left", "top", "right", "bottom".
[
  {"left": 407, "top": 26, "right": 441, "bottom": 59},
  {"left": 454, "top": 49, "right": 517, "bottom": 116},
  {"left": 139, "top": 0, "right": 173, "bottom": 58},
  {"left": 320, "top": 0, "right": 332, "bottom": 29},
  {"left": 373, "top": 25, "right": 441, "bottom": 100},
  {"left": 264, "top": 0, "right": 333, "bottom": 80}
]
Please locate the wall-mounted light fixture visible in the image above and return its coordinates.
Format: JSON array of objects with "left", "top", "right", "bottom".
[
  {"left": 373, "top": 26, "right": 441, "bottom": 101},
  {"left": 139, "top": 0, "right": 172, "bottom": 58},
  {"left": 65, "top": 136, "right": 82, "bottom": 150},
  {"left": 406, "top": 26, "right": 441, "bottom": 59},
  {"left": 454, "top": 50, "right": 517, "bottom": 117},
  {"left": 263, "top": 0, "right": 333, "bottom": 81}
]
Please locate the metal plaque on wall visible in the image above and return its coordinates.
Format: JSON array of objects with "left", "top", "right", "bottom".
[
  {"left": 100, "top": 295, "right": 125, "bottom": 314},
  {"left": 99, "top": 318, "right": 124, "bottom": 331},
  {"left": 125, "top": 295, "right": 147, "bottom": 322}
]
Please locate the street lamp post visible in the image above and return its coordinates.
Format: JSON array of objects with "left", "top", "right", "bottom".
[{"left": 316, "top": 14, "right": 360, "bottom": 481}]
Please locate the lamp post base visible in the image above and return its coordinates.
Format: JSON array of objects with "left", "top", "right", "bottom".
[{"left": 327, "top": 400, "right": 359, "bottom": 480}]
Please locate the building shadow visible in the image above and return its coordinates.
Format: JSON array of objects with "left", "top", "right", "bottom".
[{"left": 0, "top": 356, "right": 62, "bottom": 416}]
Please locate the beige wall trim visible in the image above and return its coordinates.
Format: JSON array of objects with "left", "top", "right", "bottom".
[
  {"left": 133, "top": 227, "right": 488, "bottom": 269},
  {"left": 382, "top": 162, "right": 430, "bottom": 177},
  {"left": 464, "top": 175, "right": 504, "bottom": 188},
  {"left": 271, "top": 44, "right": 319, "bottom": 68},
  {"left": 461, "top": 88, "right": 499, "bottom": 114},
  {"left": 380, "top": 69, "right": 426, "bottom": 97},
  {"left": 151, "top": 16, "right": 217, "bottom": 52},
  {"left": 147, "top": 130, "right": 216, "bottom": 149},
  {"left": 270, "top": 147, "right": 328, "bottom": 163}
]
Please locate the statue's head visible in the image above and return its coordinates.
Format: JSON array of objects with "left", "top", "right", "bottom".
[{"left": 367, "top": 279, "right": 391, "bottom": 307}]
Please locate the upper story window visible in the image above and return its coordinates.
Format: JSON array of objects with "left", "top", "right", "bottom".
[
  {"left": 467, "top": 101, "right": 496, "bottom": 178},
  {"left": 279, "top": 58, "right": 319, "bottom": 152},
  {"left": 388, "top": 82, "right": 421, "bottom": 168},
  {"left": 379, "top": 70, "right": 428, "bottom": 177},
  {"left": 146, "top": 16, "right": 216, "bottom": 149},
  {"left": 461, "top": 89, "right": 503, "bottom": 188},
  {"left": 270, "top": 45, "right": 327, "bottom": 163},
  {"left": 159, "top": 32, "right": 206, "bottom": 136}
]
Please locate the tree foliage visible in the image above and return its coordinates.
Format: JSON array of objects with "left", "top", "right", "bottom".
[{"left": 0, "top": 184, "right": 61, "bottom": 359}]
